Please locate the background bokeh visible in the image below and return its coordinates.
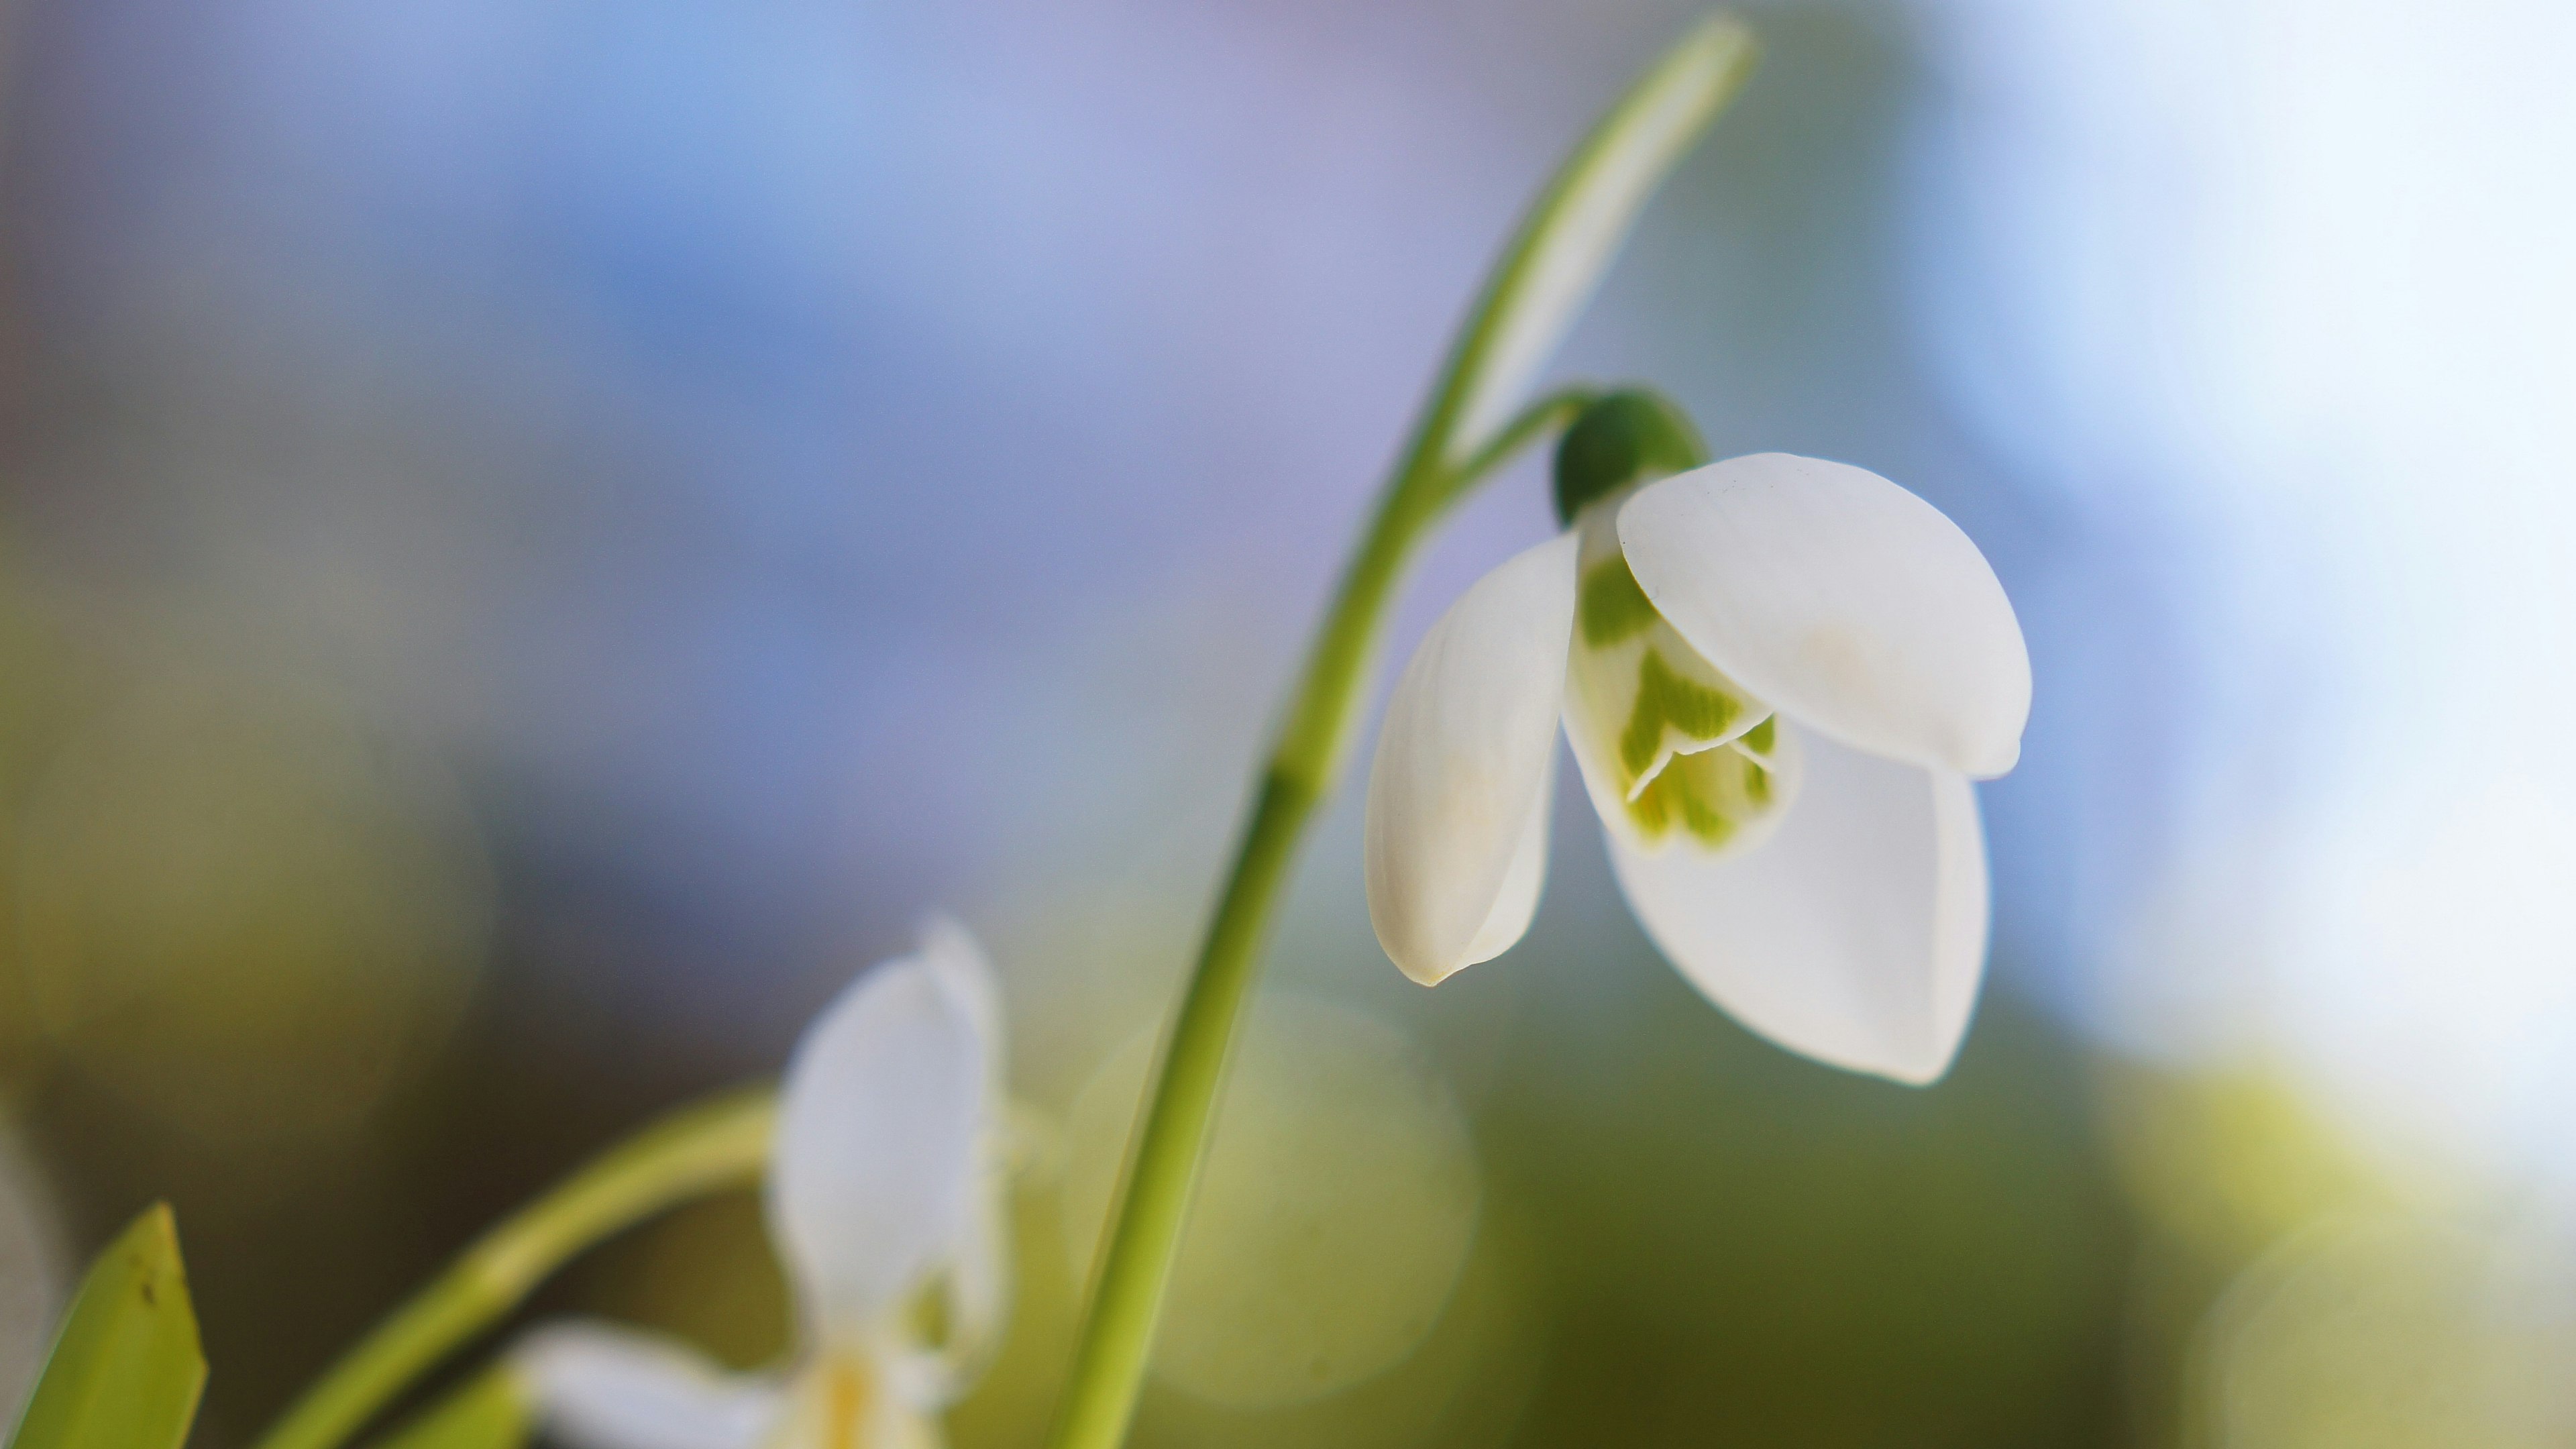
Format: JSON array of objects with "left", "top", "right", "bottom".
[{"left": 1, "top": 1, "right": 2570, "bottom": 1446}]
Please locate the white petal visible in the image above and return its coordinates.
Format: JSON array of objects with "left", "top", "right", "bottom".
[
  {"left": 768, "top": 926, "right": 991, "bottom": 1338},
  {"left": 1364, "top": 533, "right": 1579, "bottom": 985},
  {"left": 1617, "top": 454, "right": 2031, "bottom": 778},
  {"left": 1461, "top": 751, "right": 1556, "bottom": 965},
  {"left": 1604, "top": 731, "right": 1990, "bottom": 1084},
  {"left": 513, "top": 1322, "right": 783, "bottom": 1449},
  {"left": 1447, "top": 19, "right": 1755, "bottom": 453},
  {"left": 894, "top": 914, "right": 1012, "bottom": 1402}
]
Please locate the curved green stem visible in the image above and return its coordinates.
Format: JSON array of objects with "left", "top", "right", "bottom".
[
  {"left": 364, "top": 1366, "right": 527, "bottom": 1449},
  {"left": 250, "top": 1089, "right": 777, "bottom": 1449},
  {"left": 1044, "top": 19, "right": 1756, "bottom": 1449},
  {"left": 1442, "top": 386, "right": 1598, "bottom": 511}
]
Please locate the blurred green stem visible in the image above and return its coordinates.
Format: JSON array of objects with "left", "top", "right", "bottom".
[
  {"left": 1044, "top": 21, "right": 1756, "bottom": 1449},
  {"left": 250, "top": 1090, "right": 777, "bottom": 1449}
]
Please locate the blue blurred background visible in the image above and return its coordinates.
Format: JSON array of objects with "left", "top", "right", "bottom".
[{"left": 1, "top": 1, "right": 2570, "bottom": 1445}]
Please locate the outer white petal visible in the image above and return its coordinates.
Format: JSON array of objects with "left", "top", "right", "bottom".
[
  {"left": 513, "top": 1321, "right": 783, "bottom": 1449},
  {"left": 1365, "top": 533, "right": 1579, "bottom": 985},
  {"left": 1460, "top": 751, "right": 1556, "bottom": 966},
  {"left": 769, "top": 927, "right": 990, "bottom": 1340},
  {"left": 1617, "top": 454, "right": 2031, "bottom": 778},
  {"left": 1604, "top": 731, "right": 1990, "bottom": 1084}
]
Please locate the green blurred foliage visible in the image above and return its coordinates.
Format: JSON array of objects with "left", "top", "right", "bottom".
[
  {"left": 1463, "top": 947, "right": 2131, "bottom": 1447},
  {"left": 0, "top": 548, "right": 515, "bottom": 1441},
  {"left": 15, "top": 656, "right": 491, "bottom": 1146},
  {"left": 0, "top": 546, "right": 87, "bottom": 1088}
]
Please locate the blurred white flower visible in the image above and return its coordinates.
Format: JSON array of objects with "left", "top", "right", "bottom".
[
  {"left": 1366, "top": 398, "right": 2029, "bottom": 1083},
  {"left": 515, "top": 920, "right": 1009, "bottom": 1449}
]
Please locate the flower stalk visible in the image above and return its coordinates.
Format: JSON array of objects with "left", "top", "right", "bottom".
[
  {"left": 249, "top": 1090, "right": 777, "bottom": 1449},
  {"left": 1044, "top": 20, "right": 1757, "bottom": 1449}
]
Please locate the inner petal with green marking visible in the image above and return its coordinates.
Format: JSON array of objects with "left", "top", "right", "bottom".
[
  {"left": 1619, "top": 647, "right": 1741, "bottom": 782},
  {"left": 1562, "top": 519, "right": 1801, "bottom": 855},
  {"left": 1625, "top": 733, "right": 1790, "bottom": 847}
]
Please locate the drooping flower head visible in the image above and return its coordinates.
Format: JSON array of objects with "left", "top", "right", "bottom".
[
  {"left": 514, "top": 918, "right": 1009, "bottom": 1449},
  {"left": 1366, "top": 392, "right": 2030, "bottom": 1083}
]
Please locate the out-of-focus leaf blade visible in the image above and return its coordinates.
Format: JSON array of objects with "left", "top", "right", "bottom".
[
  {"left": 5, "top": 1203, "right": 207, "bottom": 1449},
  {"left": 365, "top": 1370, "right": 530, "bottom": 1449}
]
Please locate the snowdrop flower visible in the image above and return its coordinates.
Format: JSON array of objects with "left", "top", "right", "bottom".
[
  {"left": 1365, "top": 393, "right": 2030, "bottom": 1083},
  {"left": 514, "top": 920, "right": 1009, "bottom": 1449}
]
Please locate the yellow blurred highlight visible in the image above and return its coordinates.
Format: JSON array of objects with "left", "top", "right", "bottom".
[
  {"left": 12, "top": 653, "right": 492, "bottom": 1146},
  {"left": 2199, "top": 1215, "right": 2576, "bottom": 1448},
  {"left": 1131, "top": 1219, "right": 1541, "bottom": 1449},
  {"left": 2101, "top": 1062, "right": 2576, "bottom": 1448},
  {"left": 2100, "top": 1066, "right": 2388, "bottom": 1264},
  {"left": 1063, "top": 996, "right": 1481, "bottom": 1409}
]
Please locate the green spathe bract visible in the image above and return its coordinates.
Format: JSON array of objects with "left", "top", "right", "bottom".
[{"left": 6, "top": 1205, "right": 207, "bottom": 1449}]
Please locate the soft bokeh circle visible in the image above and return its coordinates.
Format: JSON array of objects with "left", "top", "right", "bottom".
[{"left": 1064, "top": 995, "right": 1481, "bottom": 1409}]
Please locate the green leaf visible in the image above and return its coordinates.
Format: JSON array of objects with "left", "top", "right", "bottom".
[
  {"left": 6, "top": 1204, "right": 207, "bottom": 1449},
  {"left": 363, "top": 1371, "right": 529, "bottom": 1449}
]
